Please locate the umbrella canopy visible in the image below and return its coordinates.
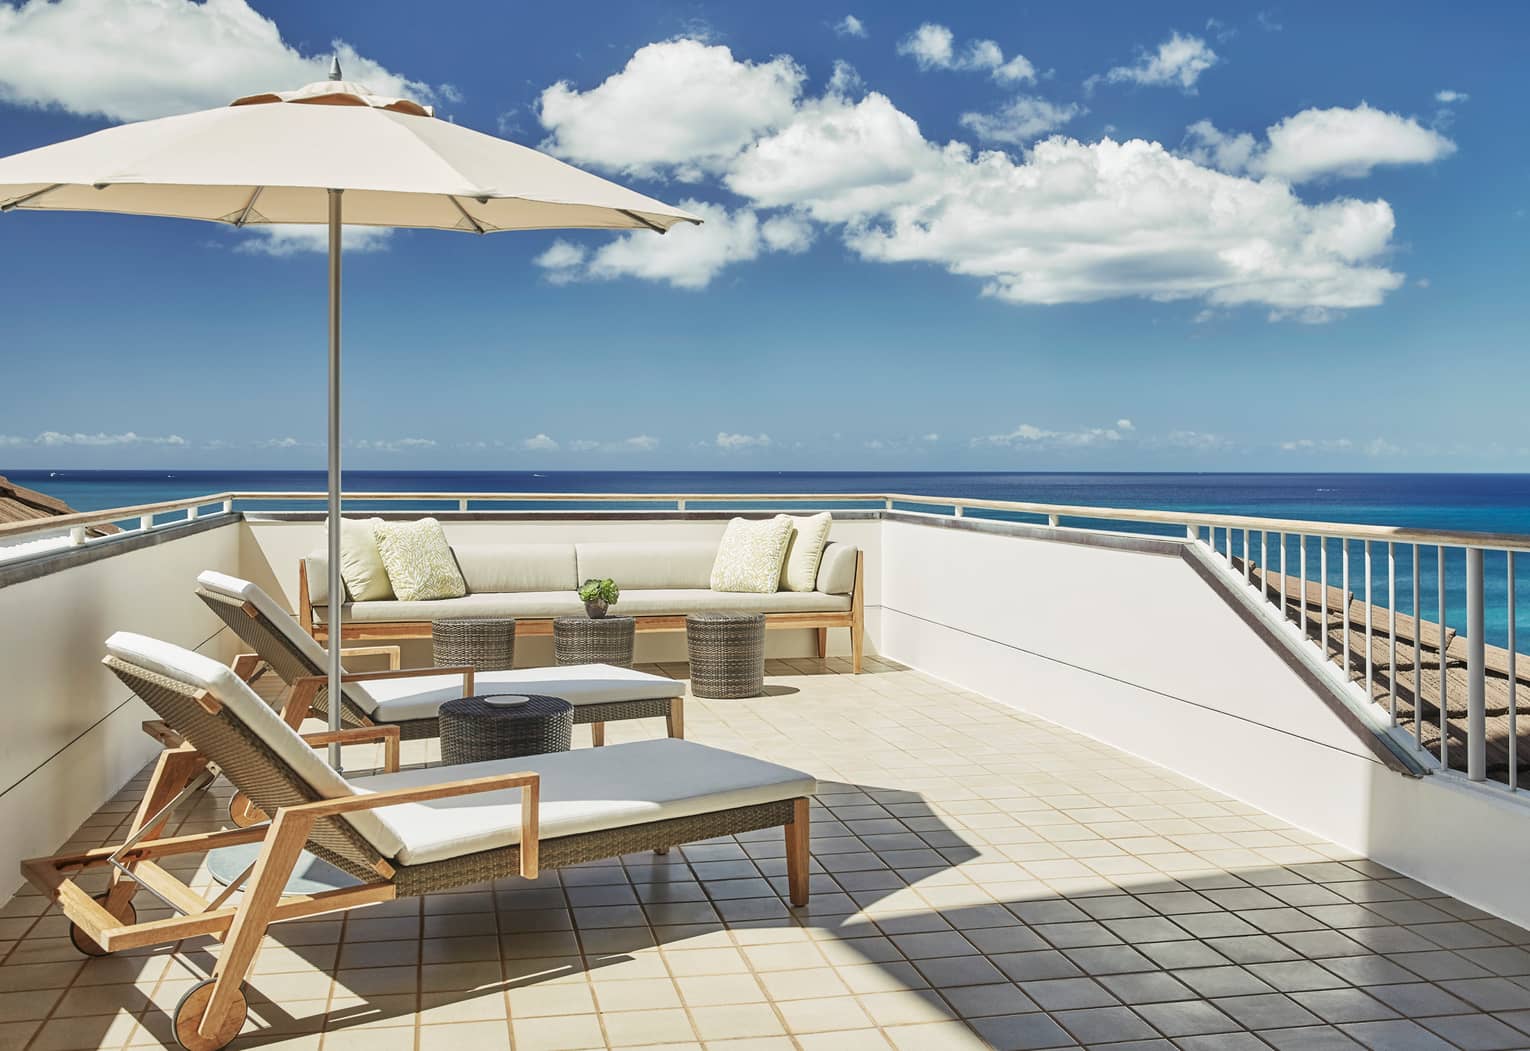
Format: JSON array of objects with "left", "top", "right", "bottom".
[{"left": 0, "top": 64, "right": 699, "bottom": 779}]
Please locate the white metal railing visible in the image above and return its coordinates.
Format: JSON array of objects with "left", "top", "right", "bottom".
[{"left": 4, "top": 487, "right": 1525, "bottom": 790}]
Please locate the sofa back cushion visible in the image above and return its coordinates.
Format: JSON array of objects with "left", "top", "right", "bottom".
[
  {"left": 577, "top": 542, "right": 716, "bottom": 591},
  {"left": 454, "top": 544, "right": 578, "bottom": 594},
  {"left": 816, "top": 542, "right": 859, "bottom": 595}
]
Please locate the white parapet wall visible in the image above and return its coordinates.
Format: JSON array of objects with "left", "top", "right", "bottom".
[
  {"left": 0, "top": 522, "right": 239, "bottom": 901},
  {"left": 876, "top": 515, "right": 1530, "bottom": 930}
]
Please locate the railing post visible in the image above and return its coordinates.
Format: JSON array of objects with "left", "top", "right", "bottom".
[
  {"left": 677, "top": 498, "right": 688, "bottom": 512},
  {"left": 139, "top": 514, "right": 153, "bottom": 532},
  {"left": 68, "top": 526, "right": 86, "bottom": 546},
  {"left": 953, "top": 505, "right": 964, "bottom": 518},
  {"left": 1186, "top": 524, "right": 1198, "bottom": 542},
  {"left": 1466, "top": 547, "right": 1486, "bottom": 782},
  {"left": 1047, "top": 514, "right": 1060, "bottom": 528},
  {"left": 884, "top": 498, "right": 893, "bottom": 511},
  {"left": 186, "top": 504, "right": 199, "bottom": 521},
  {"left": 223, "top": 498, "right": 234, "bottom": 514},
  {"left": 458, "top": 498, "right": 468, "bottom": 512}
]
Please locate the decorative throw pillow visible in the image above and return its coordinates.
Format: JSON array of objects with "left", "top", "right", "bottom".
[
  {"left": 335, "top": 517, "right": 393, "bottom": 601},
  {"left": 778, "top": 512, "right": 833, "bottom": 592},
  {"left": 710, "top": 516, "right": 794, "bottom": 594},
  {"left": 370, "top": 518, "right": 466, "bottom": 602}
]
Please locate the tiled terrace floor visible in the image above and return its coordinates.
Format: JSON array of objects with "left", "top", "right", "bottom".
[{"left": 5, "top": 655, "right": 1530, "bottom": 1050}]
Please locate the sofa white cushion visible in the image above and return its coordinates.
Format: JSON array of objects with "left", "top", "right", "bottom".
[
  {"left": 454, "top": 544, "right": 577, "bottom": 594},
  {"left": 372, "top": 518, "right": 466, "bottom": 602},
  {"left": 197, "top": 570, "right": 379, "bottom": 714},
  {"left": 576, "top": 542, "right": 716, "bottom": 591},
  {"left": 709, "top": 517, "right": 793, "bottom": 594},
  {"left": 316, "top": 588, "right": 852, "bottom": 624},
  {"left": 351, "top": 738, "right": 816, "bottom": 865},
  {"left": 816, "top": 542, "right": 858, "bottom": 596},
  {"left": 337, "top": 518, "right": 393, "bottom": 601},
  {"left": 779, "top": 513, "right": 833, "bottom": 593},
  {"left": 365, "top": 663, "right": 681, "bottom": 723}
]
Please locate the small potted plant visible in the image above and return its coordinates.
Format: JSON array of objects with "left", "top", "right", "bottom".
[{"left": 578, "top": 578, "right": 620, "bottom": 619}]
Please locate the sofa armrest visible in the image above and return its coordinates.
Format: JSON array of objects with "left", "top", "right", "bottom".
[{"left": 815, "top": 542, "right": 859, "bottom": 596}]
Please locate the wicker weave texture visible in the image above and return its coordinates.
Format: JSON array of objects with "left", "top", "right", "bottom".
[
  {"left": 432, "top": 618, "right": 516, "bottom": 671},
  {"left": 686, "top": 612, "right": 766, "bottom": 698},
  {"left": 554, "top": 616, "right": 635, "bottom": 668},
  {"left": 439, "top": 694, "right": 572, "bottom": 765}
]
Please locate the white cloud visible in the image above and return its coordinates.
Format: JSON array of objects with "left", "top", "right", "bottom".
[
  {"left": 835, "top": 14, "right": 866, "bottom": 38},
  {"left": 960, "top": 96, "right": 1084, "bottom": 145},
  {"left": 1162, "top": 429, "right": 1228, "bottom": 450},
  {"left": 353, "top": 438, "right": 435, "bottom": 452},
  {"left": 563, "top": 435, "right": 660, "bottom": 454},
  {"left": 234, "top": 225, "right": 393, "bottom": 257},
  {"left": 1280, "top": 438, "right": 1353, "bottom": 452},
  {"left": 897, "top": 23, "right": 1035, "bottom": 84},
  {"left": 256, "top": 436, "right": 308, "bottom": 448},
  {"left": 2, "top": 430, "right": 188, "bottom": 447},
  {"left": 0, "top": 0, "right": 445, "bottom": 122},
  {"left": 715, "top": 432, "right": 772, "bottom": 449},
  {"left": 1435, "top": 89, "right": 1469, "bottom": 104},
  {"left": 520, "top": 433, "right": 559, "bottom": 451},
  {"left": 1186, "top": 104, "right": 1456, "bottom": 183},
  {"left": 537, "top": 39, "right": 805, "bottom": 180},
  {"left": 567, "top": 439, "right": 600, "bottom": 452},
  {"left": 1116, "top": 419, "right": 1134, "bottom": 431},
  {"left": 827, "top": 60, "right": 863, "bottom": 96},
  {"left": 923, "top": 433, "right": 940, "bottom": 442},
  {"left": 621, "top": 435, "right": 659, "bottom": 452},
  {"left": 534, "top": 200, "right": 804, "bottom": 290},
  {"left": 973, "top": 421, "right": 1132, "bottom": 448},
  {"left": 1097, "top": 32, "right": 1217, "bottom": 92}
]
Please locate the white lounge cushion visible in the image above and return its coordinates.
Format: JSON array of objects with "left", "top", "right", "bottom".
[
  {"left": 318, "top": 588, "right": 851, "bottom": 623},
  {"left": 350, "top": 738, "right": 816, "bottom": 866},
  {"left": 197, "top": 570, "right": 380, "bottom": 714},
  {"left": 365, "top": 663, "right": 681, "bottom": 723}
]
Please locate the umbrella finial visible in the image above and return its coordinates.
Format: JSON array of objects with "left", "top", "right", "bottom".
[{"left": 329, "top": 55, "right": 343, "bottom": 81}]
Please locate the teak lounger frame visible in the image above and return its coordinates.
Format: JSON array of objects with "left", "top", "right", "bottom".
[
  {"left": 297, "top": 550, "right": 867, "bottom": 673},
  {"left": 23, "top": 655, "right": 810, "bottom": 1051}
]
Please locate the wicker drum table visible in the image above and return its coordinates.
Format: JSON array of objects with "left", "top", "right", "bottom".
[
  {"left": 432, "top": 618, "right": 515, "bottom": 671},
  {"left": 686, "top": 612, "right": 766, "bottom": 699},
  {"left": 554, "top": 616, "right": 636, "bottom": 668},
  {"left": 438, "top": 695, "right": 573, "bottom": 765}
]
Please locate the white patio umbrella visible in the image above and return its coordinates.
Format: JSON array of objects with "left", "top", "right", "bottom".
[{"left": 0, "top": 62, "right": 700, "bottom": 766}]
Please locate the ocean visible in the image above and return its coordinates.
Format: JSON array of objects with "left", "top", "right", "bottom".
[{"left": 10, "top": 469, "right": 1529, "bottom": 646}]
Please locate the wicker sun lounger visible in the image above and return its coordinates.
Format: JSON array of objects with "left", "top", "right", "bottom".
[
  {"left": 23, "top": 632, "right": 814, "bottom": 1051},
  {"left": 196, "top": 572, "right": 684, "bottom": 744}
]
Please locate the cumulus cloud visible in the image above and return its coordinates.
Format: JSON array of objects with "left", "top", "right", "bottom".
[
  {"left": 1435, "top": 89, "right": 1469, "bottom": 104},
  {"left": 535, "top": 38, "right": 1420, "bottom": 319},
  {"left": 534, "top": 199, "right": 808, "bottom": 290},
  {"left": 835, "top": 14, "right": 866, "bottom": 38},
  {"left": 520, "top": 433, "right": 559, "bottom": 451},
  {"left": 564, "top": 435, "right": 660, "bottom": 454},
  {"left": 1185, "top": 103, "right": 1456, "bottom": 183},
  {"left": 567, "top": 439, "right": 600, "bottom": 452},
  {"left": 1, "top": 430, "right": 188, "bottom": 447},
  {"left": 1095, "top": 32, "right": 1217, "bottom": 92},
  {"left": 352, "top": 438, "right": 435, "bottom": 452},
  {"left": 897, "top": 23, "right": 1035, "bottom": 84},
  {"left": 960, "top": 96, "right": 1084, "bottom": 145},
  {"left": 715, "top": 432, "right": 772, "bottom": 449},
  {"left": 538, "top": 39, "right": 804, "bottom": 180},
  {"left": 1162, "top": 429, "right": 1228, "bottom": 451},
  {"left": 0, "top": 0, "right": 445, "bottom": 122},
  {"left": 233, "top": 225, "right": 393, "bottom": 257},
  {"left": 620, "top": 435, "right": 659, "bottom": 452},
  {"left": 973, "top": 421, "right": 1133, "bottom": 448},
  {"left": 256, "top": 436, "right": 308, "bottom": 449}
]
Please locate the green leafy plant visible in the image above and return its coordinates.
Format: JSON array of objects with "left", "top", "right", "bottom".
[{"left": 578, "top": 578, "right": 620, "bottom": 604}]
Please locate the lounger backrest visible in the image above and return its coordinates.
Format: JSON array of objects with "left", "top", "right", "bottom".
[
  {"left": 196, "top": 571, "right": 378, "bottom": 717},
  {"left": 104, "top": 631, "right": 397, "bottom": 871}
]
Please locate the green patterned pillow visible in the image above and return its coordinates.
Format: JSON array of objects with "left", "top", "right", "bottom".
[
  {"left": 371, "top": 518, "right": 466, "bottom": 602},
  {"left": 710, "top": 516, "right": 793, "bottom": 594}
]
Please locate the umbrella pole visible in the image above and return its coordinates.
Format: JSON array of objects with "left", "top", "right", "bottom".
[{"left": 327, "top": 188, "right": 344, "bottom": 770}]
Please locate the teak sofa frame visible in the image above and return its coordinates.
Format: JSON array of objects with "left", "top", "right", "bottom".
[{"left": 298, "top": 550, "right": 866, "bottom": 673}]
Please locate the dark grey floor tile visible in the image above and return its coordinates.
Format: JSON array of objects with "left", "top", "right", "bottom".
[
  {"left": 1257, "top": 1025, "right": 1365, "bottom": 1050},
  {"left": 1061, "top": 945, "right": 1154, "bottom": 976},
  {"left": 1443, "top": 978, "right": 1530, "bottom": 1012},
  {"left": 968, "top": 1010, "right": 1077, "bottom": 1050},
  {"left": 1339, "top": 1019, "right": 1456, "bottom": 1050},
  {"left": 1137, "top": 940, "right": 1228, "bottom": 970},
  {"left": 1316, "top": 954, "right": 1421, "bottom": 986},
  {"left": 1212, "top": 992, "right": 1322, "bottom": 1029},
  {"left": 1053, "top": 1005, "right": 1156, "bottom": 1044},
  {"left": 1133, "top": 999, "right": 1240, "bottom": 1037},
  {"left": 1174, "top": 966, "right": 1274, "bottom": 998},
  {"left": 1394, "top": 951, "right": 1494, "bottom": 981},
  {"left": 1366, "top": 981, "right": 1475, "bottom": 1016},
  {"left": 1017, "top": 977, "right": 1117, "bottom": 1011},
  {"left": 1207, "top": 935, "right": 1302, "bottom": 964},
  {"left": 1419, "top": 1011, "right": 1530, "bottom": 1050},
  {"left": 994, "top": 950, "right": 1084, "bottom": 982},
  {"left": 1248, "top": 961, "right": 1352, "bottom": 992},
  {"left": 1291, "top": 988, "right": 1399, "bottom": 1024}
]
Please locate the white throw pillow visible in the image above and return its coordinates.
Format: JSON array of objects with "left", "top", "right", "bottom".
[
  {"left": 371, "top": 518, "right": 466, "bottom": 602},
  {"left": 710, "top": 516, "right": 794, "bottom": 594},
  {"left": 334, "top": 517, "right": 393, "bottom": 601},
  {"left": 778, "top": 512, "right": 833, "bottom": 592}
]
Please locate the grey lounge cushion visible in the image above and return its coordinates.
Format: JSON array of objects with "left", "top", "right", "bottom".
[
  {"left": 365, "top": 663, "right": 680, "bottom": 723},
  {"left": 318, "top": 588, "right": 851, "bottom": 623},
  {"left": 350, "top": 738, "right": 817, "bottom": 865}
]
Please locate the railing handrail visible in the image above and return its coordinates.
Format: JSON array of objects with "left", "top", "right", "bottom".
[{"left": 5, "top": 487, "right": 1530, "bottom": 551}]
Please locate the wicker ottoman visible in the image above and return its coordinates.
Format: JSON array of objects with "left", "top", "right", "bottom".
[
  {"left": 432, "top": 618, "right": 515, "bottom": 671},
  {"left": 438, "top": 695, "right": 573, "bottom": 765},
  {"left": 686, "top": 612, "right": 766, "bottom": 699},
  {"left": 554, "top": 616, "right": 636, "bottom": 668}
]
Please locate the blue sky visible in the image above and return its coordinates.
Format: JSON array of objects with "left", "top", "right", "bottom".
[{"left": 0, "top": 0, "right": 1525, "bottom": 471}]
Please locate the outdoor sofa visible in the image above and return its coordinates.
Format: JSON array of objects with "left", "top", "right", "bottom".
[
  {"left": 299, "top": 536, "right": 866, "bottom": 671},
  {"left": 23, "top": 632, "right": 815, "bottom": 1051}
]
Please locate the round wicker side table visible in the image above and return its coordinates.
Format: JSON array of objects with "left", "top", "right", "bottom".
[
  {"left": 554, "top": 616, "right": 636, "bottom": 668},
  {"left": 438, "top": 695, "right": 573, "bottom": 765},
  {"left": 686, "top": 612, "right": 766, "bottom": 699},
  {"left": 432, "top": 618, "right": 516, "bottom": 671}
]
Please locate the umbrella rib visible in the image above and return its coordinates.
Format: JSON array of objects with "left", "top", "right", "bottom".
[
  {"left": 233, "top": 186, "right": 265, "bottom": 227},
  {"left": 449, "top": 195, "right": 487, "bottom": 234},
  {"left": 618, "top": 209, "right": 666, "bottom": 234},
  {"left": 0, "top": 183, "right": 64, "bottom": 212}
]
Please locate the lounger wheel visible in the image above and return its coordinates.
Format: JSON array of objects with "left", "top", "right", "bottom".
[
  {"left": 69, "top": 894, "right": 136, "bottom": 957},
  {"left": 173, "top": 979, "right": 247, "bottom": 1051},
  {"left": 228, "top": 792, "right": 266, "bottom": 828}
]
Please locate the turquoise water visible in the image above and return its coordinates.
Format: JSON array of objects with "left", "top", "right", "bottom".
[{"left": 11, "top": 469, "right": 1529, "bottom": 647}]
